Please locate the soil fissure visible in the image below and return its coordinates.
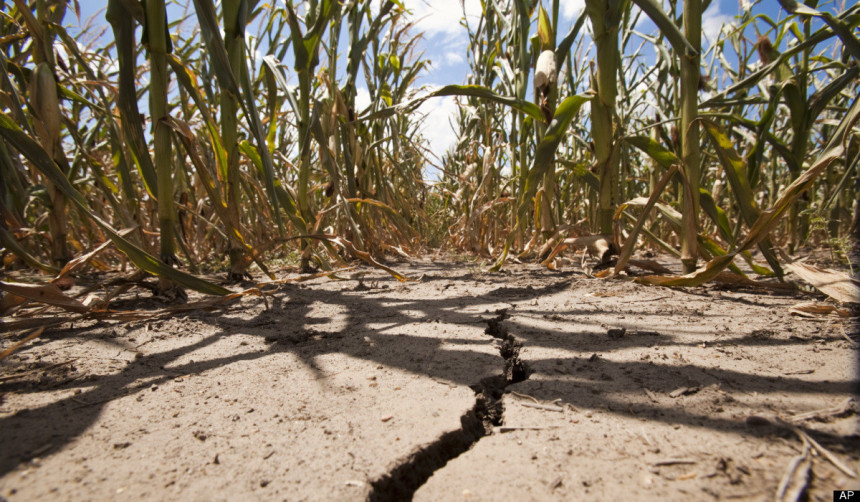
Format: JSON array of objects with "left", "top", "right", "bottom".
[{"left": 367, "top": 310, "right": 529, "bottom": 501}]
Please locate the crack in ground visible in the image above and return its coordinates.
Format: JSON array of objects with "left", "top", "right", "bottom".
[{"left": 367, "top": 309, "right": 529, "bottom": 501}]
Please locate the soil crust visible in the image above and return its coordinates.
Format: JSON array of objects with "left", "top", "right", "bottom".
[{"left": 1, "top": 258, "right": 858, "bottom": 501}]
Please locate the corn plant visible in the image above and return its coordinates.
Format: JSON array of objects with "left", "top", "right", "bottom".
[
  {"left": 0, "top": 0, "right": 856, "bottom": 298},
  {"left": 10, "top": 0, "right": 69, "bottom": 266}
]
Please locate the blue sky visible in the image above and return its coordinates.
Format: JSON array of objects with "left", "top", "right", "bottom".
[
  {"left": 405, "top": 0, "right": 796, "bottom": 155},
  {"left": 64, "top": 0, "right": 809, "bottom": 160}
]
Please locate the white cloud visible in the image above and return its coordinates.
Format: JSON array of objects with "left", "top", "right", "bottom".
[
  {"left": 407, "top": 0, "right": 483, "bottom": 36},
  {"left": 632, "top": 4, "right": 652, "bottom": 30},
  {"left": 702, "top": 0, "right": 732, "bottom": 43},
  {"left": 352, "top": 85, "right": 459, "bottom": 160},
  {"left": 443, "top": 51, "right": 465, "bottom": 66},
  {"left": 417, "top": 85, "right": 460, "bottom": 160},
  {"left": 355, "top": 86, "right": 372, "bottom": 112},
  {"left": 561, "top": 0, "right": 585, "bottom": 20}
]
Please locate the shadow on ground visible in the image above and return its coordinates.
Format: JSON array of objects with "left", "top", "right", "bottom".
[{"left": 1, "top": 260, "right": 857, "bottom": 499}]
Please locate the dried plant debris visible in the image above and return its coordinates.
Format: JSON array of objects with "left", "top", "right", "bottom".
[{"left": 785, "top": 262, "right": 860, "bottom": 304}]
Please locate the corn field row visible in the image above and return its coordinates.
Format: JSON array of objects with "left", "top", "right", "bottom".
[{"left": 0, "top": 0, "right": 857, "bottom": 297}]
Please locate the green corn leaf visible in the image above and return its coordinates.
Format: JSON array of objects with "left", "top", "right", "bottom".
[
  {"left": 537, "top": 2, "right": 554, "bottom": 49},
  {"left": 556, "top": 8, "right": 587, "bottom": 66},
  {"left": 262, "top": 55, "right": 301, "bottom": 118},
  {"left": 238, "top": 140, "right": 308, "bottom": 234},
  {"left": 380, "top": 84, "right": 393, "bottom": 107},
  {"left": 106, "top": 0, "right": 158, "bottom": 197},
  {"left": 491, "top": 92, "right": 593, "bottom": 270},
  {"left": 698, "top": 188, "right": 733, "bottom": 245},
  {"left": 524, "top": 93, "right": 595, "bottom": 200},
  {"left": 746, "top": 83, "right": 784, "bottom": 186},
  {"left": 55, "top": 84, "right": 101, "bottom": 113},
  {"left": 285, "top": 0, "right": 339, "bottom": 73},
  {"left": 192, "top": 0, "right": 243, "bottom": 96},
  {"left": 430, "top": 84, "right": 547, "bottom": 123},
  {"left": 702, "top": 112, "right": 801, "bottom": 175},
  {"left": 394, "top": 62, "right": 427, "bottom": 102},
  {"left": 778, "top": 0, "right": 860, "bottom": 61},
  {"left": 696, "top": 236, "right": 748, "bottom": 277},
  {"left": 700, "top": 119, "right": 759, "bottom": 227},
  {"left": 740, "top": 251, "right": 775, "bottom": 277},
  {"left": 623, "top": 135, "right": 680, "bottom": 170},
  {"left": 167, "top": 54, "right": 229, "bottom": 183},
  {"left": 303, "top": 0, "right": 337, "bottom": 63},
  {"left": 192, "top": 0, "right": 283, "bottom": 231},
  {"left": 700, "top": 118, "right": 782, "bottom": 277},
  {"left": 636, "top": 95, "right": 858, "bottom": 288}
]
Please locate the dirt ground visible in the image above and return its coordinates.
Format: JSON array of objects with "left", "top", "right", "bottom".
[{"left": 0, "top": 256, "right": 858, "bottom": 501}]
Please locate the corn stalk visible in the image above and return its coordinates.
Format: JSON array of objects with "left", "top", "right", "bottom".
[
  {"left": 585, "top": 0, "right": 628, "bottom": 235},
  {"left": 12, "top": 0, "right": 69, "bottom": 265}
]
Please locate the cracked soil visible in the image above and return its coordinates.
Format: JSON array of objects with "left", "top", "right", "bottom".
[{"left": 1, "top": 258, "right": 858, "bottom": 501}]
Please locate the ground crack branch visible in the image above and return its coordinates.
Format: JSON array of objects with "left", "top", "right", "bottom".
[{"left": 366, "top": 309, "right": 530, "bottom": 501}]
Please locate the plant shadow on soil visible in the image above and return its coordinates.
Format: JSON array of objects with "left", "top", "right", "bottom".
[{"left": 0, "top": 260, "right": 858, "bottom": 498}]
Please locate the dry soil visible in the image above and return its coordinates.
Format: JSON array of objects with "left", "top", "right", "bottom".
[{"left": 1, "top": 257, "right": 858, "bottom": 501}]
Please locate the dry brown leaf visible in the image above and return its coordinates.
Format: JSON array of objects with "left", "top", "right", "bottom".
[
  {"left": 0, "top": 281, "right": 89, "bottom": 313},
  {"left": 262, "top": 266, "right": 358, "bottom": 285},
  {"left": 786, "top": 262, "right": 860, "bottom": 304},
  {"left": 86, "top": 288, "right": 264, "bottom": 321},
  {"left": 540, "top": 234, "right": 612, "bottom": 267},
  {"left": 55, "top": 227, "right": 136, "bottom": 280},
  {"left": 789, "top": 302, "right": 854, "bottom": 318},
  {"left": 0, "top": 292, "right": 28, "bottom": 315}
]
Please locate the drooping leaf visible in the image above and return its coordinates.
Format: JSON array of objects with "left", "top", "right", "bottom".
[
  {"left": 785, "top": 262, "right": 860, "bottom": 304},
  {"left": 624, "top": 135, "right": 680, "bottom": 170},
  {"left": 636, "top": 95, "right": 858, "bottom": 288},
  {"left": 491, "top": 92, "right": 594, "bottom": 270},
  {"left": 698, "top": 188, "right": 733, "bottom": 245},
  {"left": 0, "top": 280, "right": 88, "bottom": 313},
  {"left": 430, "top": 85, "right": 547, "bottom": 123},
  {"left": 778, "top": 0, "right": 860, "bottom": 61},
  {"left": 0, "top": 112, "right": 232, "bottom": 296},
  {"left": 700, "top": 119, "right": 759, "bottom": 227},
  {"left": 631, "top": 0, "right": 697, "bottom": 56}
]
